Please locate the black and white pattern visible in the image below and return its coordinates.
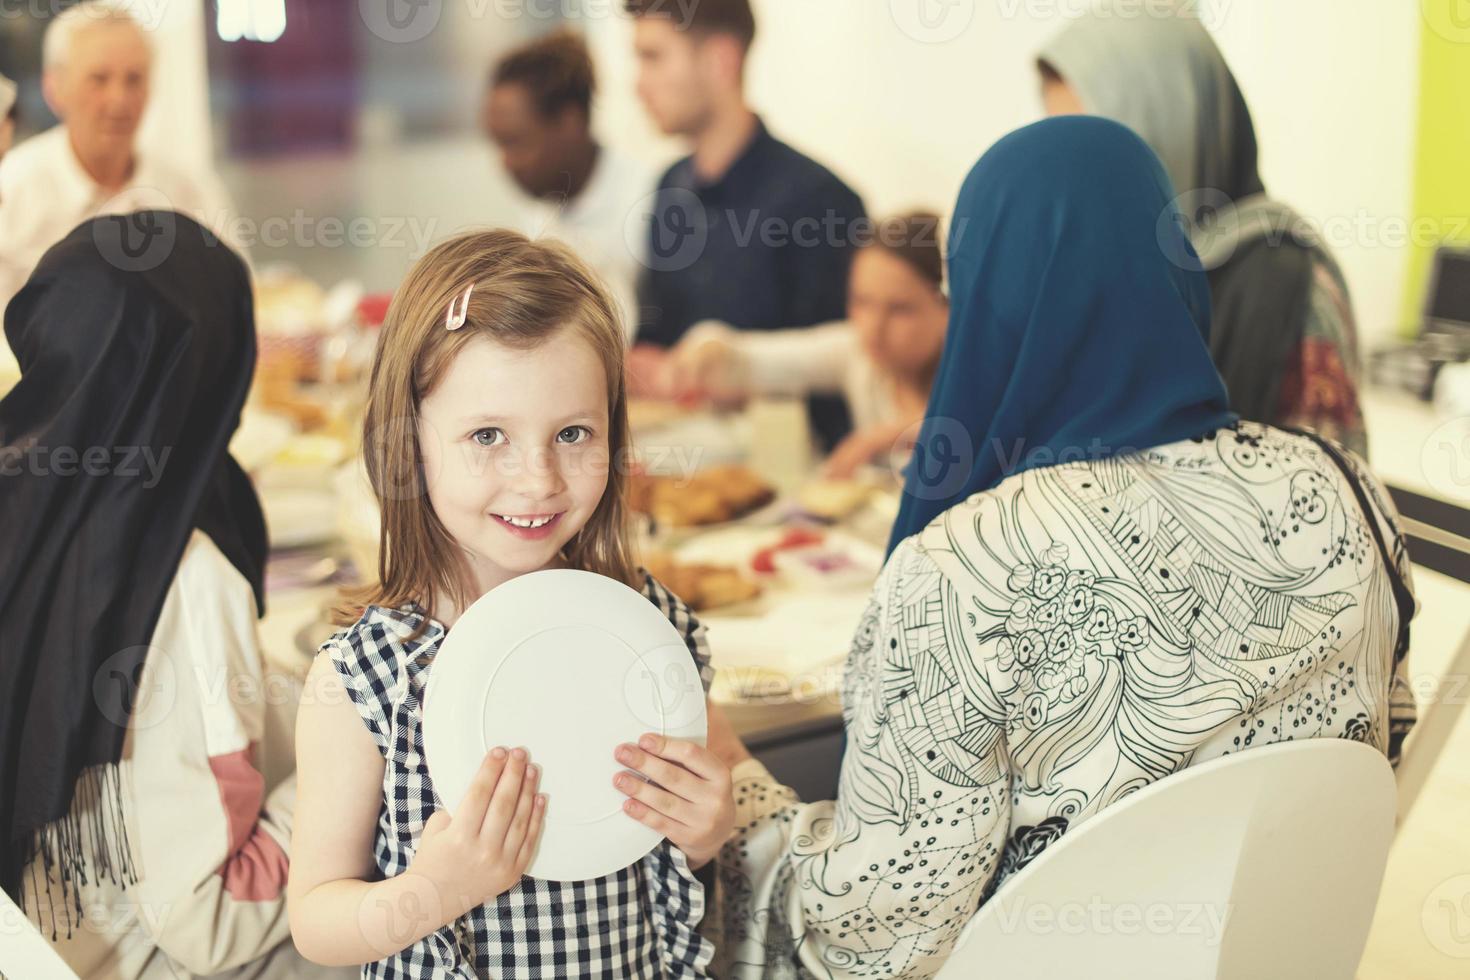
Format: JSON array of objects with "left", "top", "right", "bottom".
[
  {"left": 324, "top": 572, "right": 716, "bottom": 979},
  {"left": 712, "top": 424, "right": 1417, "bottom": 979}
]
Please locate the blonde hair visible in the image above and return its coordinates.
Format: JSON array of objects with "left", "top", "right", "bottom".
[
  {"left": 337, "top": 230, "right": 638, "bottom": 631},
  {"left": 43, "top": 1, "right": 151, "bottom": 73}
]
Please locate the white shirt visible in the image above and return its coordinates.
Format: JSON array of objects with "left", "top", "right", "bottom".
[
  {"left": 32, "top": 531, "right": 301, "bottom": 980},
  {"left": 0, "top": 126, "right": 237, "bottom": 365},
  {"left": 516, "top": 145, "right": 654, "bottom": 340},
  {"left": 684, "top": 319, "right": 899, "bottom": 433}
]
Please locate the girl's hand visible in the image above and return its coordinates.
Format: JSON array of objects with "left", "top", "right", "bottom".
[
  {"left": 613, "top": 734, "right": 735, "bottom": 870},
  {"left": 407, "top": 747, "right": 545, "bottom": 918}
]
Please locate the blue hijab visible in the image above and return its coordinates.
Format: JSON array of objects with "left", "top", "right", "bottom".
[{"left": 887, "top": 117, "right": 1236, "bottom": 555}]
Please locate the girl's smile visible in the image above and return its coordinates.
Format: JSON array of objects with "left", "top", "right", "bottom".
[{"left": 490, "top": 511, "right": 564, "bottom": 539}]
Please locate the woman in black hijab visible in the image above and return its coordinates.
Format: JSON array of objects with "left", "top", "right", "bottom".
[{"left": 0, "top": 212, "right": 332, "bottom": 978}]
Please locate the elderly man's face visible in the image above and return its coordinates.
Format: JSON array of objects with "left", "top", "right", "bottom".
[{"left": 47, "top": 23, "right": 150, "bottom": 159}]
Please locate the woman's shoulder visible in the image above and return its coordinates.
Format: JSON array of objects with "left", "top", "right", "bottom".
[
  {"left": 174, "top": 529, "right": 250, "bottom": 591},
  {"left": 169, "top": 529, "right": 258, "bottom": 622}
]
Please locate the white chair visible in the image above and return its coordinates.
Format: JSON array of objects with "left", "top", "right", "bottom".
[
  {"left": 937, "top": 739, "right": 1396, "bottom": 980},
  {"left": 0, "top": 885, "right": 80, "bottom": 979}
]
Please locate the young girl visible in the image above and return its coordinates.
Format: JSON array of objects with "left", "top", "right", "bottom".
[
  {"left": 288, "top": 231, "right": 735, "bottom": 978},
  {"left": 663, "top": 211, "right": 950, "bottom": 478}
]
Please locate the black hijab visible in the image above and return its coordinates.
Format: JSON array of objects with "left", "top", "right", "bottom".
[
  {"left": 0, "top": 211, "right": 267, "bottom": 927},
  {"left": 1039, "top": 1, "right": 1319, "bottom": 424}
]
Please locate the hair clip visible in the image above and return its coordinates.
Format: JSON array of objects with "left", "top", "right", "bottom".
[{"left": 445, "top": 283, "right": 475, "bottom": 331}]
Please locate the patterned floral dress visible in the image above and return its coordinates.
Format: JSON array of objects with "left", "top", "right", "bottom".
[{"left": 708, "top": 424, "right": 1415, "bottom": 979}]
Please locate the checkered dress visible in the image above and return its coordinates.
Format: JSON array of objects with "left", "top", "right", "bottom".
[{"left": 324, "top": 572, "right": 717, "bottom": 979}]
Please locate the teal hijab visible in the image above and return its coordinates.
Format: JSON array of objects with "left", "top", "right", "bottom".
[{"left": 887, "top": 117, "right": 1236, "bottom": 554}]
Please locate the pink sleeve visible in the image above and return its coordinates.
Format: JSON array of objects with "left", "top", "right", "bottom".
[{"left": 208, "top": 745, "right": 289, "bottom": 901}]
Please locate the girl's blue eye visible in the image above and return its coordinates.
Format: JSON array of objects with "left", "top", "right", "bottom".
[
  {"left": 557, "top": 426, "right": 591, "bottom": 445},
  {"left": 472, "top": 428, "right": 504, "bottom": 447}
]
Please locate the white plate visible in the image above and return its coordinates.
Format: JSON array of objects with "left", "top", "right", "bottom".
[
  {"left": 231, "top": 408, "right": 296, "bottom": 473},
  {"left": 422, "top": 569, "right": 707, "bottom": 882}
]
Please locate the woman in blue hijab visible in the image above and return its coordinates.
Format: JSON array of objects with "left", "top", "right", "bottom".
[
  {"left": 886, "top": 114, "right": 1235, "bottom": 553},
  {"left": 703, "top": 117, "right": 1414, "bottom": 979}
]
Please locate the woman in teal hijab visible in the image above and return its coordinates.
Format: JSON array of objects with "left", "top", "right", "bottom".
[
  {"left": 886, "top": 114, "right": 1237, "bottom": 552},
  {"left": 705, "top": 117, "right": 1412, "bottom": 979}
]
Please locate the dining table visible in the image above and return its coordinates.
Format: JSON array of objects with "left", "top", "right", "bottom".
[{"left": 248, "top": 394, "right": 897, "bottom": 803}]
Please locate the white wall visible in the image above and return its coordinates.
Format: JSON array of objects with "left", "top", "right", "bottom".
[
  {"left": 586, "top": 0, "right": 1420, "bottom": 344},
  {"left": 135, "top": 0, "right": 214, "bottom": 176}
]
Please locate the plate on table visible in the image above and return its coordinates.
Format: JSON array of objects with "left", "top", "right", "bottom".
[
  {"left": 231, "top": 408, "right": 296, "bottom": 473},
  {"left": 422, "top": 569, "right": 707, "bottom": 882}
]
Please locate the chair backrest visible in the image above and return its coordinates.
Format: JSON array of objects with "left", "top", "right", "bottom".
[
  {"left": 0, "top": 886, "right": 81, "bottom": 980},
  {"left": 937, "top": 739, "right": 1396, "bottom": 980}
]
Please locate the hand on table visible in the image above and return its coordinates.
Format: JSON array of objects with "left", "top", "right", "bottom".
[
  {"left": 666, "top": 332, "right": 749, "bottom": 409},
  {"left": 824, "top": 422, "right": 910, "bottom": 479},
  {"left": 613, "top": 733, "right": 735, "bottom": 870},
  {"left": 626, "top": 344, "right": 674, "bottom": 400}
]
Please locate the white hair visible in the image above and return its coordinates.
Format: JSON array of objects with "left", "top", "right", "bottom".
[{"left": 42, "top": 1, "right": 153, "bottom": 74}]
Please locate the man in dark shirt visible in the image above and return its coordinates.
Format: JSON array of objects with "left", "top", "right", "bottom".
[{"left": 624, "top": 0, "right": 866, "bottom": 448}]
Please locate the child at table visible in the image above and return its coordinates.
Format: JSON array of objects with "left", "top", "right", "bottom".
[{"left": 288, "top": 231, "right": 735, "bottom": 978}]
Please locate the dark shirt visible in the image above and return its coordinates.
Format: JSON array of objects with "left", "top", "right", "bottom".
[{"left": 635, "top": 118, "right": 867, "bottom": 448}]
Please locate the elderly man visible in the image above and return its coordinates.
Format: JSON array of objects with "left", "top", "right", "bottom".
[{"left": 0, "top": 1, "right": 234, "bottom": 322}]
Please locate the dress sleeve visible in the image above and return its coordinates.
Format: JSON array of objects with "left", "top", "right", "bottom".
[
  {"left": 1345, "top": 455, "right": 1418, "bottom": 763},
  {"left": 326, "top": 621, "right": 399, "bottom": 757},
  {"left": 708, "top": 538, "right": 1014, "bottom": 979},
  {"left": 123, "top": 533, "right": 294, "bottom": 976}
]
